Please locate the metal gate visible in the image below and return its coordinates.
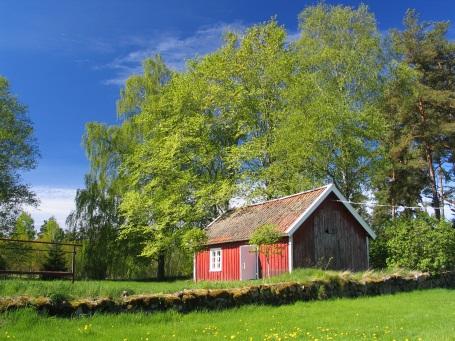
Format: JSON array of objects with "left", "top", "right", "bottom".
[
  {"left": 0, "top": 238, "right": 81, "bottom": 282},
  {"left": 239, "top": 245, "right": 258, "bottom": 280}
]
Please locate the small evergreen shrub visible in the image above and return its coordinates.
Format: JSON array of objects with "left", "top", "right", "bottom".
[
  {"left": 42, "top": 243, "right": 67, "bottom": 279},
  {"left": 49, "top": 293, "right": 70, "bottom": 305}
]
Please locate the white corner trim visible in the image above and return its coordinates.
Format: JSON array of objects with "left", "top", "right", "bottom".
[
  {"left": 331, "top": 186, "right": 376, "bottom": 239},
  {"left": 193, "top": 253, "right": 196, "bottom": 282},
  {"left": 285, "top": 183, "right": 376, "bottom": 240},
  {"left": 206, "top": 212, "right": 225, "bottom": 229},
  {"left": 239, "top": 247, "right": 243, "bottom": 280},
  {"left": 366, "top": 236, "right": 370, "bottom": 268},
  {"left": 288, "top": 235, "right": 293, "bottom": 273},
  {"left": 285, "top": 184, "right": 333, "bottom": 236},
  {"left": 255, "top": 247, "right": 259, "bottom": 279}
]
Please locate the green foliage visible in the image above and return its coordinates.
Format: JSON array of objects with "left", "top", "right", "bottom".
[
  {"left": 270, "top": 3, "right": 386, "bottom": 201},
  {"left": 14, "top": 211, "right": 35, "bottom": 240},
  {"left": 67, "top": 121, "right": 146, "bottom": 279},
  {"left": 71, "top": 4, "right": 455, "bottom": 280},
  {"left": 4, "top": 212, "right": 36, "bottom": 270},
  {"left": 42, "top": 243, "right": 67, "bottom": 274},
  {"left": 368, "top": 227, "right": 389, "bottom": 269},
  {"left": 384, "top": 214, "right": 455, "bottom": 272},
  {"left": 39, "top": 217, "right": 64, "bottom": 242},
  {"left": 67, "top": 175, "right": 126, "bottom": 279},
  {"left": 249, "top": 224, "right": 282, "bottom": 249},
  {"left": 374, "top": 10, "right": 455, "bottom": 220},
  {"left": 117, "top": 55, "right": 171, "bottom": 118},
  {"left": 48, "top": 293, "right": 70, "bottom": 305},
  {"left": 0, "top": 254, "right": 5, "bottom": 270},
  {"left": 250, "top": 224, "right": 282, "bottom": 278},
  {"left": 0, "top": 76, "right": 38, "bottom": 233},
  {"left": 118, "top": 9, "right": 387, "bottom": 277},
  {"left": 181, "top": 228, "right": 208, "bottom": 254},
  {"left": 37, "top": 218, "right": 68, "bottom": 276}
]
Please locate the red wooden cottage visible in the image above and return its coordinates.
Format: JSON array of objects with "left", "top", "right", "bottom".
[{"left": 194, "top": 184, "right": 376, "bottom": 281}]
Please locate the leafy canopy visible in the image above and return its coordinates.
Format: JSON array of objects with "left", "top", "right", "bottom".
[
  {"left": 249, "top": 223, "right": 282, "bottom": 250},
  {"left": 384, "top": 214, "right": 455, "bottom": 272},
  {"left": 74, "top": 4, "right": 455, "bottom": 278},
  {"left": 0, "top": 76, "right": 38, "bottom": 233}
]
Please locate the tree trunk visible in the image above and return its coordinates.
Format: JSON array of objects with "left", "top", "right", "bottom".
[
  {"left": 391, "top": 167, "right": 396, "bottom": 219},
  {"left": 418, "top": 98, "right": 441, "bottom": 220},
  {"left": 425, "top": 145, "right": 441, "bottom": 220},
  {"left": 438, "top": 162, "right": 445, "bottom": 219},
  {"left": 157, "top": 252, "right": 165, "bottom": 280}
]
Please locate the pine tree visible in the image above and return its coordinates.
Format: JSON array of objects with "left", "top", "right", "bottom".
[
  {"left": 39, "top": 217, "right": 67, "bottom": 276},
  {"left": 378, "top": 10, "right": 455, "bottom": 220},
  {"left": 42, "top": 243, "right": 67, "bottom": 273}
]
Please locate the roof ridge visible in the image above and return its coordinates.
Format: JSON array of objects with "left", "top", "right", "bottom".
[{"left": 240, "top": 184, "right": 331, "bottom": 209}]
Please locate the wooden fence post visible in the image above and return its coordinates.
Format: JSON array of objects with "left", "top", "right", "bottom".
[{"left": 71, "top": 245, "right": 76, "bottom": 283}]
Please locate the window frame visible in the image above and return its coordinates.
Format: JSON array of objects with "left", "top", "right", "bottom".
[{"left": 209, "top": 247, "right": 222, "bottom": 272}]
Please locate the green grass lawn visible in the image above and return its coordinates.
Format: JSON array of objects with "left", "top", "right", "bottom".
[
  {"left": 0, "top": 268, "right": 416, "bottom": 299},
  {"left": 0, "top": 289, "right": 453, "bottom": 340}
]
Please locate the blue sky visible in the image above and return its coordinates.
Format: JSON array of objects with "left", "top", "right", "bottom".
[{"left": 1, "top": 0, "right": 454, "bottom": 227}]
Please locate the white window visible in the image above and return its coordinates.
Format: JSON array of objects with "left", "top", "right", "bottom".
[{"left": 209, "top": 248, "right": 222, "bottom": 272}]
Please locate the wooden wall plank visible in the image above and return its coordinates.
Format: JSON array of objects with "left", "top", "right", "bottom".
[
  {"left": 196, "top": 238, "right": 289, "bottom": 281},
  {"left": 292, "top": 193, "right": 368, "bottom": 271},
  {"left": 258, "top": 237, "right": 288, "bottom": 278},
  {"left": 196, "top": 241, "right": 243, "bottom": 281}
]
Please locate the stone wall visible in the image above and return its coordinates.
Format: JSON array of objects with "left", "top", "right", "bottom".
[{"left": 1, "top": 272, "right": 454, "bottom": 317}]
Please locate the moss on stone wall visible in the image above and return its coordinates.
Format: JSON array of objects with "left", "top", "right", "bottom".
[{"left": 1, "top": 272, "right": 454, "bottom": 317}]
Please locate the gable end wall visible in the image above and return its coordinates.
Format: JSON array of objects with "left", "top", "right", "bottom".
[{"left": 292, "top": 193, "right": 369, "bottom": 271}]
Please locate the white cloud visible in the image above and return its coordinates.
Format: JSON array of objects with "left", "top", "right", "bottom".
[
  {"left": 103, "top": 22, "right": 245, "bottom": 85},
  {"left": 24, "top": 186, "right": 77, "bottom": 230},
  {"left": 286, "top": 30, "right": 300, "bottom": 43}
]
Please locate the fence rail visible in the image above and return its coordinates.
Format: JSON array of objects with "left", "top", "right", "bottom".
[
  {"left": 0, "top": 238, "right": 82, "bottom": 282},
  {"left": 0, "top": 238, "right": 82, "bottom": 247},
  {"left": 0, "top": 270, "right": 74, "bottom": 278}
]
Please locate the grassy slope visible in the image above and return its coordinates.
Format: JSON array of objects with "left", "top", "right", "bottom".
[
  {"left": 0, "top": 268, "right": 416, "bottom": 299},
  {"left": 0, "top": 289, "right": 453, "bottom": 340}
]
